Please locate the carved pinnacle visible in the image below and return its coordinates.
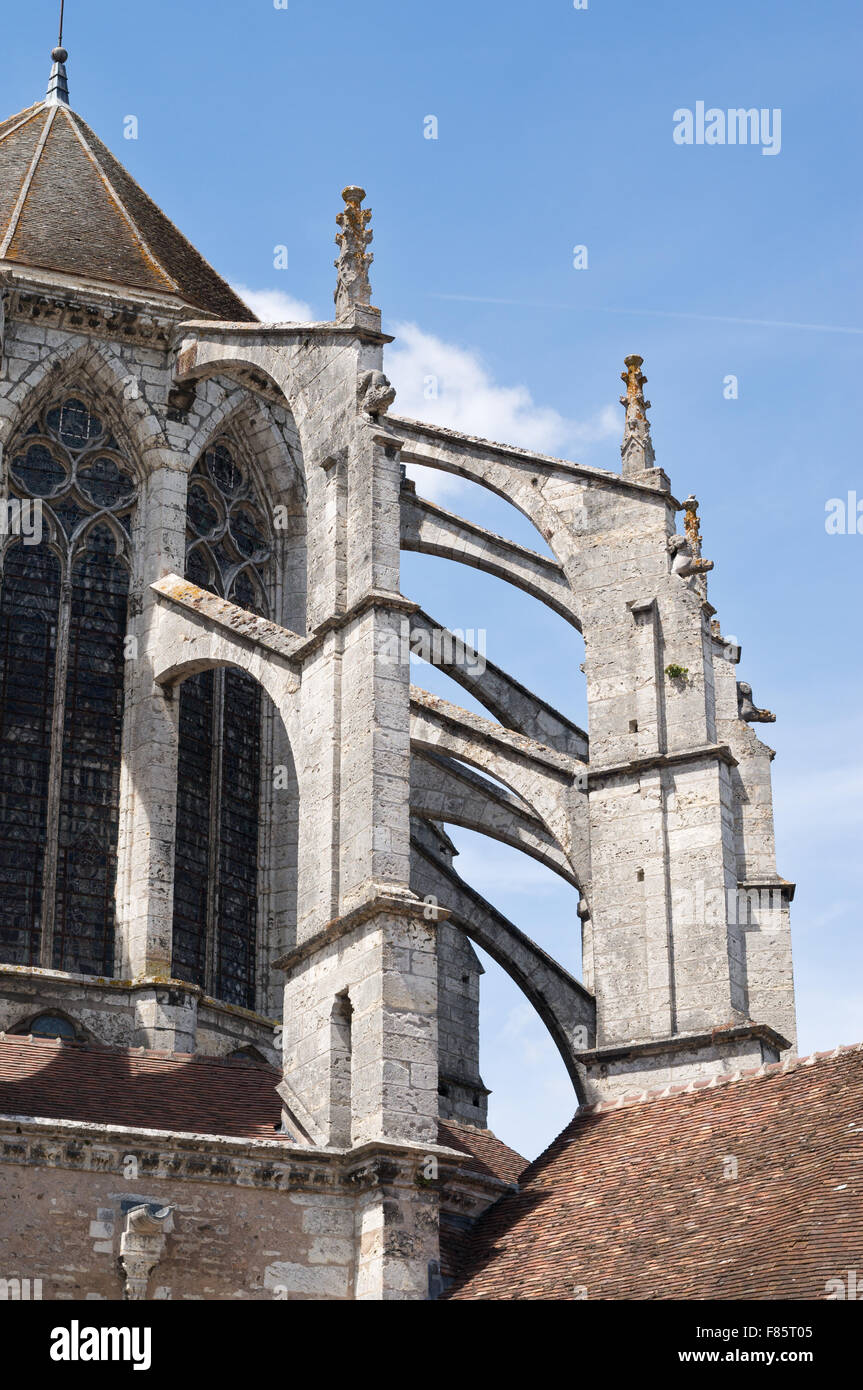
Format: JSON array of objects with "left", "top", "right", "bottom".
[
  {"left": 620, "top": 353, "right": 656, "bottom": 477},
  {"left": 334, "top": 185, "right": 374, "bottom": 320}
]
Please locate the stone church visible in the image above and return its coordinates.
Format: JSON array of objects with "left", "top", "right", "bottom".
[{"left": 0, "top": 43, "right": 858, "bottom": 1301}]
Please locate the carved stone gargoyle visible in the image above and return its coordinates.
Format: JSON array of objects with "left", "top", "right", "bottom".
[
  {"left": 357, "top": 369, "right": 395, "bottom": 418},
  {"left": 668, "top": 533, "right": 714, "bottom": 579},
  {"left": 668, "top": 494, "right": 715, "bottom": 581},
  {"left": 119, "top": 1203, "right": 173, "bottom": 1300},
  {"left": 737, "top": 681, "right": 776, "bottom": 724}
]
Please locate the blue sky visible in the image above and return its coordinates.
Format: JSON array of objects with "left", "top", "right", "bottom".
[{"left": 5, "top": 1, "right": 862, "bottom": 1158}]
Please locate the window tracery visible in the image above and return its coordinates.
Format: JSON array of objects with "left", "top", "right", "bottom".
[
  {"left": 171, "top": 436, "right": 273, "bottom": 1010},
  {"left": 0, "top": 396, "right": 136, "bottom": 974}
]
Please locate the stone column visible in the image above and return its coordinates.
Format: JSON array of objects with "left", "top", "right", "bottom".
[
  {"left": 267, "top": 207, "right": 440, "bottom": 1181},
  {"left": 281, "top": 411, "right": 440, "bottom": 1152},
  {"left": 353, "top": 1156, "right": 439, "bottom": 1301},
  {"left": 115, "top": 458, "right": 187, "bottom": 991}
]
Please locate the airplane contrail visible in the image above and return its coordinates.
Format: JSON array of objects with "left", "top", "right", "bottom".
[{"left": 429, "top": 293, "right": 863, "bottom": 337}]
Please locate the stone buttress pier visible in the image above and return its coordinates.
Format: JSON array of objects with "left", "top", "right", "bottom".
[
  {"left": 0, "top": 80, "right": 798, "bottom": 1296},
  {"left": 159, "top": 190, "right": 444, "bottom": 1297}
]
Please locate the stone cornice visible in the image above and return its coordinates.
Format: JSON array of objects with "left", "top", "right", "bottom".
[
  {"left": 587, "top": 742, "right": 738, "bottom": 786},
  {"left": 0, "top": 1113, "right": 476, "bottom": 1195},
  {"left": 576, "top": 1021, "right": 791, "bottom": 1069},
  {"left": 176, "top": 317, "right": 394, "bottom": 348},
  {"left": 274, "top": 890, "right": 450, "bottom": 974},
  {"left": 2, "top": 272, "right": 195, "bottom": 348},
  {"left": 0, "top": 964, "right": 279, "bottom": 1030}
]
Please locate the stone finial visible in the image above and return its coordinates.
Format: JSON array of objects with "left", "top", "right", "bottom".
[
  {"left": 737, "top": 681, "right": 776, "bottom": 724},
  {"left": 682, "top": 495, "right": 705, "bottom": 564},
  {"left": 620, "top": 354, "right": 656, "bottom": 477},
  {"left": 334, "top": 185, "right": 374, "bottom": 321}
]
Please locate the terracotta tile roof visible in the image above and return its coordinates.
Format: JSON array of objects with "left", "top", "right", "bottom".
[
  {"left": 0, "top": 1035, "right": 282, "bottom": 1140},
  {"left": 438, "top": 1119, "right": 526, "bottom": 1186},
  {"left": 0, "top": 1036, "right": 529, "bottom": 1180},
  {"left": 446, "top": 1044, "right": 863, "bottom": 1300},
  {"left": 0, "top": 100, "right": 255, "bottom": 321},
  {"left": 436, "top": 1120, "right": 526, "bottom": 1283}
]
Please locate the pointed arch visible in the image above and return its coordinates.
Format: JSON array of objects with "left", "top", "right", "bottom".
[
  {"left": 169, "top": 418, "right": 301, "bottom": 1013},
  {"left": 184, "top": 385, "right": 305, "bottom": 504},
  {"left": 0, "top": 387, "right": 140, "bottom": 975},
  {"left": 69, "top": 511, "right": 133, "bottom": 566},
  {"left": 167, "top": 654, "right": 298, "bottom": 1015},
  {"left": 0, "top": 337, "right": 167, "bottom": 468}
]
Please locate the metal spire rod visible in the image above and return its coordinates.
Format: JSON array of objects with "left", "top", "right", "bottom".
[{"left": 46, "top": 1, "right": 70, "bottom": 106}]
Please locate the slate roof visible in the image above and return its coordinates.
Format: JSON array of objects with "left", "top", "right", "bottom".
[
  {"left": 446, "top": 1043, "right": 863, "bottom": 1300},
  {"left": 0, "top": 100, "right": 255, "bottom": 321}
]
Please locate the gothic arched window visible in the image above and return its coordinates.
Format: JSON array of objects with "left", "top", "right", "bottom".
[
  {"left": 171, "top": 438, "right": 273, "bottom": 1010},
  {"left": 0, "top": 397, "right": 137, "bottom": 975}
]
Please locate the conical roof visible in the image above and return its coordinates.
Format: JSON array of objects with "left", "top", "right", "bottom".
[{"left": 0, "top": 97, "right": 255, "bottom": 322}]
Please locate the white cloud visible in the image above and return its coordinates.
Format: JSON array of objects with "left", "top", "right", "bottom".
[
  {"left": 223, "top": 302, "right": 618, "bottom": 504},
  {"left": 387, "top": 321, "right": 618, "bottom": 500},
  {"left": 232, "top": 284, "right": 314, "bottom": 324}
]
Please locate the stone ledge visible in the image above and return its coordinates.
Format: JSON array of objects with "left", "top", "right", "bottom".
[
  {"left": 275, "top": 890, "right": 450, "bottom": 974},
  {"left": 3, "top": 271, "right": 190, "bottom": 339},
  {"left": 292, "top": 588, "right": 420, "bottom": 661},
  {"left": 0, "top": 1113, "right": 476, "bottom": 1193},
  {"left": 738, "top": 877, "right": 796, "bottom": 903},
  {"left": 0, "top": 964, "right": 279, "bottom": 1026},
  {"left": 587, "top": 741, "right": 738, "bottom": 785},
  {"left": 577, "top": 1021, "right": 791, "bottom": 1069},
  {"left": 151, "top": 576, "right": 304, "bottom": 668},
  {"left": 575, "top": 1040, "right": 863, "bottom": 1115},
  {"left": 176, "top": 317, "right": 394, "bottom": 348}
]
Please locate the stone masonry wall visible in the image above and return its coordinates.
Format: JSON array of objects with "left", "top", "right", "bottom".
[{"left": 0, "top": 1117, "right": 449, "bottom": 1302}]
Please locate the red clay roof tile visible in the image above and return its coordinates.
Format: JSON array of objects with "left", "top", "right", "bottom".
[
  {"left": 0, "top": 1035, "right": 282, "bottom": 1139},
  {"left": 446, "top": 1044, "right": 863, "bottom": 1300}
]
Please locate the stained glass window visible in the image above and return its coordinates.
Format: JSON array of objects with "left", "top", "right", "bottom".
[
  {"left": 0, "top": 396, "right": 137, "bottom": 974},
  {"left": 25, "top": 1013, "right": 77, "bottom": 1040},
  {"left": 0, "top": 546, "right": 59, "bottom": 965},
  {"left": 171, "top": 437, "right": 272, "bottom": 1010}
]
